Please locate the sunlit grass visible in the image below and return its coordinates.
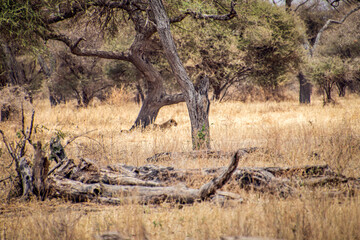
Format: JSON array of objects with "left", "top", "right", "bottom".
[{"left": 0, "top": 92, "right": 359, "bottom": 239}]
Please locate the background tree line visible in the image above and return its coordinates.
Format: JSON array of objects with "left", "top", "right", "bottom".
[{"left": 0, "top": 0, "right": 359, "bottom": 147}]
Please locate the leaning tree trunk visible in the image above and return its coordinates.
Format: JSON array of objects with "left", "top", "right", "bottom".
[
  {"left": 129, "top": 45, "right": 185, "bottom": 130},
  {"left": 298, "top": 71, "right": 312, "bottom": 104},
  {"left": 130, "top": 81, "right": 165, "bottom": 129},
  {"left": 149, "top": 0, "right": 210, "bottom": 149}
]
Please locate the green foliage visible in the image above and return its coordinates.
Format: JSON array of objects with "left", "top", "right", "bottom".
[
  {"left": 238, "top": 0, "right": 306, "bottom": 94},
  {"left": 317, "top": 7, "right": 360, "bottom": 59},
  {"left": 106, "top": 61, "right": 140, "bottom": 88},
  {"left": 172, "top": 0, "right": 306, "bottom": 98},
  {"left": 171, "top": 1, "right": 246, "bottom": 98},
  {"left": 0, "top": 0, "right": 51, "bottom": 49},
  {"left": 313, "top": 8, "right": 360, "bottom": 96},
  {"left": 197, "top": 124, "right": 207, "bottom": 142},
  {"left": 309, "top": 57, "right": 345, "bottom": 86},
  {"left": 297, "top": 0, "right": 334, "bottom": 45},
  {"left": 308, "top": 56, "right": 348, "bottom": 101}
]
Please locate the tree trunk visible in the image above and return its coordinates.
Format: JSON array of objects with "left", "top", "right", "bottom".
[
  {"left": 135, "top": 83, "right": 145, "bottom": 104},
  {"left": 18, "top": 157, "right": 33, "bottom": 199},
  {"left": 0, "top": 41, "right": 27, "bottom": 86},
  {"left": 336, "top": 80, "right": 346, "bottom": 97},
  {"left": 32, "top": 142, "right": 49, "bottom": 200},
  {"left": 298, "top": 71, "right": 312, "bottom": 104},
  {"left": 285, "top": 0, "right": 293, "bottom": 11},
  {"left": 149, "top": 0, "right": 210, "bottom": 149},
  {"left": 212, "top": 82, "right": 222, "bottom": 101},
  {"left": 130, "top": 79, "right": 165, "bottom": 129},
  {"left": 127, "top": 36, "right": 186, "bottom": 130},
  {"left": 81, "top": 88, "right": 90, "bottom": 107},
  {"left": 324, "top": 87, "right": 333, "bottom": 103}
]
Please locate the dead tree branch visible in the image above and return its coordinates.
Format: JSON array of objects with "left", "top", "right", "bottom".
[{"left": 312, "top": 4, "right": 360, "bottom": 54}]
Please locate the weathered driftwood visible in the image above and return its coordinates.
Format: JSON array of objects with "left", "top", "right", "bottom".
[
  {"left": 46, "top": 149, "right": 249, "bottom": 204},
  {"left": 45, "top": 146, "right": 359, "bottom": 205},
  {"left": 108, "top": 160, "right": 359, "bottom": 198},
  {"left": 32, "top": 142, "right": 49, "bottom": 200},
  {"left": 145, "top": 148, "right": 258, "bottom": 162},
  {"left": 19, "top": 157, "right": 33, "bottom": 199},
  {"left": 3, "top": 116, "right": 358, "bottom": 205},
  {"left": 199, "top": 149, "right": 247, "bottom": 199}
]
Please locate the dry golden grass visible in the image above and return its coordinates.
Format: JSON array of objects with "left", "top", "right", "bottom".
[{"left": 0, "top": 92, "right": 360, "bottom": 240}]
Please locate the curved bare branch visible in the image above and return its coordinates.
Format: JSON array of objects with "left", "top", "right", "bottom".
[
  {"left": 312, "top": 4, "right": 360, "bottom": 54},
  {"left": 184, "top": 1, "right": 237, "bottom": 21},
  {"left": 294, "top": 0, "right": 310, "bottom": 12},
  {"left": 45, "top": 32, "right": 131, "bottom": 61},
  {"left": 199, "top": 148, "right": 257, "bottom": 200}
]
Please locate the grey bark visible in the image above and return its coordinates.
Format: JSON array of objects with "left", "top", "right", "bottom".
[
  {"left": 46, "top": 149, "right": 246, "bottom": 204},
  {"left": 149, "top": 0, "right": 211, "bottom": 149},
  {"left": 32, "top": 142, "right": 50, "bottom": 200},
  {"left": 19, "top": 157, "right": 33, "bottom": 199},
  {"left": 311, "top": 5, "right": 360, "bottom": 55}
]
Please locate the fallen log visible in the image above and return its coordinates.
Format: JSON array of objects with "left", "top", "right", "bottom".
[
  {"left": 146, "top": 148, "right": 258, "bottom": 162},
  {"left": 46, "top": 149, "right": 249, "bottom": 204}
]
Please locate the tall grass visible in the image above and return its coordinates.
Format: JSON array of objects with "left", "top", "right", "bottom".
[{"left": 0, "top": 93, "right": 359, "bottom": 239}]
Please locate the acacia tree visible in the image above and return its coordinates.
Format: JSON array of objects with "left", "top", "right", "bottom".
[
  {"left": 290, "top": 0, "right": 360, "bottom": 103},
  {"left": 42, "top": 1, "right": 236, "bottom": 140},
  {"left": 314, "top": 4, "right": 360, "bottom": 97},
  {"left": 0, "top": 0, "right": 236, "bottom": 149},
  {"left": 173, "top": 12, "right": 251, "bottom": 101},
  {"left": 238, "top": 0, "right": 306, "bottom": 100}
]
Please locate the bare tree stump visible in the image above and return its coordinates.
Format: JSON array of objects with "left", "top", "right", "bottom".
[{"left": 32, "top": 141, "right": 50, "bottom": 200}]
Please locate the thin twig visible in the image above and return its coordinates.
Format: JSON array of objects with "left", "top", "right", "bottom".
[
  {"left": 0, "top": 176, "right": 11, "bottom": 183},
  {"left": 294, "top": 0, "right": 310, "bottom": 12},
  {"left": 27, "top": 109, "right": 35, "bottom": 143},
  {"left": 64, "top": 129, "right": 98, "bottom": 148},
  {"left": 0, "top": 130, "right": 16, "bottom": 161},
  {"left": 48, "top": 160, "right": 64, "bottom": 176}
]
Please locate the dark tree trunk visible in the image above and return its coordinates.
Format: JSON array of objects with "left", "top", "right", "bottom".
[
  {"left": 212, "top": 84, "right": 222, "bottom": 101},
  {"left": 285, "top": 0, "right": 293, "bottom": 11},
  {"left": 135, "top": 83, "right": 145, "bottom": 104},
  {"left": 336, "top": 80, "right": 346, "bottom": 97},
  {"left": 32, "top": 142, "right": 49, "bottom": 200},
  {"left": 131, "top": 86, "right": 163, "bottom": 129},
  {"left": 149, "top": 0, "right": 211, "bottom": 149},
  {"left": 127, "top": 34, "right": 185, "bottom": 130},
  {"left": 324, "top": 87, "right": 333, "bottom": 103},
  {"left": 0, "top": 41, "right": 27, "bottom": 86},
  {"left": 298, "top": 72, "right": 312, "bottom": 104},
  {"left": 81, "top": 89, "right": 90, "bottom": 107}
]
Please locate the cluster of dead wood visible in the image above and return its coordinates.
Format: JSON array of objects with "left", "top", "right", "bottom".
[
  {"left": 3, "top": 138, "right": 360, "bottom": 205},
  {"left": 1, "top": 111, "right": 359, "bottom": 204}
]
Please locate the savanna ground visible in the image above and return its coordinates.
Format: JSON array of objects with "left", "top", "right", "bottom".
[{"left": 0, "top": 90, "right": 360, "bottom": 240}]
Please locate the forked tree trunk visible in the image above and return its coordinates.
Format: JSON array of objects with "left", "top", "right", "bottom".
[
  {"left": 131, "top": 83, "right": 164, "bottom": 129},
  {"left": 149, "top": 0, "right": 210, "bottom": 149},
  {"left": 129, "top": 52, "right": 185, "bottom": 129},
  {"left": 324, "top": 87, "right": 333, "bottom": 103},
  {"left": 336, "top": 80, "right": 347, "bottom": 97}
]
